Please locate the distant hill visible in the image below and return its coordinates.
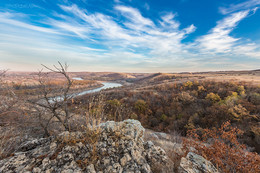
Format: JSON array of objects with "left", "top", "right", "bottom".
[
  {"left": 133, "top": 73, "right": 176, "bottom": 84},
  {"left": 101, "top": 72, "right": 136, "bottom": 80}
]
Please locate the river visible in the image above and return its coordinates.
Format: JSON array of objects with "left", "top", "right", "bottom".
[
  {"left": 49, "top": 81, "right": 122, "bottom": 103},
  {"left": 72, "top": 82, "right": 122, "bottom": 97}
]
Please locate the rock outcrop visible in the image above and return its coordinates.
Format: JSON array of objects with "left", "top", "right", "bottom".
[
  {"left": 0, "top": 119, "right": 172, "bottom": 173},
  {"left": 178, "top": 152, "right": 219, "bottom": 173}
]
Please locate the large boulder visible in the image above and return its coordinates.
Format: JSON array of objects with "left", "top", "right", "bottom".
[
  {"left": 179, "top": 152, "right": 219, "bottom": 173},
  {"left": 0, "top": 119, "right": 173, "bottom": 173}
]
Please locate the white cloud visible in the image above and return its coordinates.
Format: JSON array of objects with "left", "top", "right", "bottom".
[
  {"left": 160, "top": 12, "right": 180, "bottom": 29},
  {"left": 115, "top": 5, "right": 154, "bottom": 26},
  {"left": 197, "top": 10, "right": 249, "bottom": 53},
  {"left": 184, "top": 24, "right": 196, "bottom": 34},
  {"left": 59, "top": 4, "right": 134, "bottom": 42},
  {"left": 219, "top": 0, "right": 260, "bottom": 14},
  {"left": 0, "top": 12, "right": 59, "bottom": 34},
  {"left": 195, "top": 7, "right": 260, "bottom": 63},
  {"left": 234, "top": 44, "right": 260, "bottom": 59},
  {"left": 0, "top": 2, "right": 259, "bottom": 72},
  {"left": 254, "top": 6, "right": 259, "bottom": 13},
  {"left": 57, "top": 4, "right": 197, "bottom": 58},
  {"left": 52, "top": 21, "right": 89, "bottom": 39},
  {"left": 79, "top": 46, "right": 106, "bottom": 52}
]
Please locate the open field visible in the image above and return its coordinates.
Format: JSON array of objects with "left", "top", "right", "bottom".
[
  {"left": 4, "top": 69, "right": 260, "bottom": 84},
  {"left": 176, "top": 70, "right": 260, "bottom": 86}
]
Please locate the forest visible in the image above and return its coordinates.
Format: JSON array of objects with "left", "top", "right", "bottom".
[{"left": 75, "top": 79, "right": 260, "bottom": 153}]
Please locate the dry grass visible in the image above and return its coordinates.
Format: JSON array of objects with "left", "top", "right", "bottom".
[
  {"left": 51, "top": 94, "right": 106, "bottom": 169},
  {"left": 0, "top": 126, "right": 22, "bottom": 159}
]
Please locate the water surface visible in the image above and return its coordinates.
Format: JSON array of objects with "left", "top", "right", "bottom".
[
  {"left": 49, "top": 82, "right": 122, "bottom": 103},
  {"left": 74, "top": 82, "right": 122, "bottom": 97}
]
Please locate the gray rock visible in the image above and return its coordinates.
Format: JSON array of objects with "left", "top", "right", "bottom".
[
  {"left": 179, "top": 152, "right": 219, "bottom": 173},
  {"left": 86, "top": 164, "right": 96, "bottom": 173},
  {"left": 18, "top": 137, "right": 51, "bottom": 152},
  {"left": 0, "top": 119, "right": 172, "bottom": 173},
  {"left": 120, "top": 153, "right": 131, "bottom": 166}
]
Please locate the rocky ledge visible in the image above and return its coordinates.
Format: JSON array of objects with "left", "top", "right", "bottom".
[
  {"left": 0, "top": 119, "right": 173, "bottom": 173},
  {"left": 0, "top": 119, "right": 220, "bottom": 173}
]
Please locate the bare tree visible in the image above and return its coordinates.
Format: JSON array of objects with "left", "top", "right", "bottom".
[
  {"left": 0, "top": 70, "right": 7, "bottom": 78},
  {"left": 0, "top": 70, "right": 19, "bottom": 123},
  {"left": 0, "top": 70, "right": 23, "bottom": 159},
  {"left": 29, "top": 62, "right": 73, "bottom": 136}
]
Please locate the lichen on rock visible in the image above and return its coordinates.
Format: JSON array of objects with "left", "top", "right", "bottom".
[
  {"left": 178, "top": 152, "right": 219, "bottom": 173},
  {"left": 0, "top": 119, "right": 172, "bottom": 173}
]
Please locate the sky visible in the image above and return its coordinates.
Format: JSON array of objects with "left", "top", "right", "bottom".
[{"left": 0, "top": 0, "right": 260, "bottom": 72}]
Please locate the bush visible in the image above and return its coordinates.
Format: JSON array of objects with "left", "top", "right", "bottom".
[
  {"left": 249, "top": 92, "right": 260, "bottom": 105},
  {"left": 178, "top": 92, "right": 195, "bottom": 104},
  {"left": 228, "top": 104, "right": 249, "bottom": 121},
  {"left": 134, "top": 100, "right": 147, "bottom": 115},
  {"left": 237, "top": 85, "right": 246, "bottom": 95},
  {"left": 184, "top": 81, "right": 193, "bottom": 88},
  {"left": 183, "top": 121, "right": 260, "bottom": 172},
  {"left": 205, "top": 93, "right": 221, "bottom": 103},
  {"left": 160, "top": 114, "right": 167, "bottom": 121}
]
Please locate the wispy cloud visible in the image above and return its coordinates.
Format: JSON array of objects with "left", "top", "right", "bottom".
[
  {"left": 0, "top": 12, "right": 59, "bottom": 34},
  {"left": 0, "top": 1, "right": 259, "bottom": 72},
  {"left": 115, "top": 5, "right": 154, "bottom": 26},
  {"left": 193, "top": 7, "right": 260, "bottom": 67},
  {"left": 52, "top": 21, "right": 89, "bottom": 38},
  {"left": 59, "top": 4, "right": 133, "bottom": 42},
  {"left": 234, "top": 43, "right": 260, "bottom": 59},
  {"left": 56, "top": 4, "right": 196, "bottom": 59},
  {"left": 160, "top": 12, "right": 180, "bottom": 29},
  {"left": 196, "top": 10, "right": 250, "bottom": 53},
  {"left": 219, "top": 0, "right": 260, "bottom": 14}
]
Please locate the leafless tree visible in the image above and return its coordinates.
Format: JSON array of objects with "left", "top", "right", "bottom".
[
  {"left": 0, "top": 70, "right": 19, "bottom": 124},
  {"left": 0, "top": 70, "right": 23, "bottom": 158},
  {"left": 29, "top": 62, "right": 73, "bottom": 136}
]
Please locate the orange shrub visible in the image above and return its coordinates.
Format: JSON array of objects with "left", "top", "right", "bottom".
[{"left": 183, "top": 121, "right": 260, "bottom": 173}]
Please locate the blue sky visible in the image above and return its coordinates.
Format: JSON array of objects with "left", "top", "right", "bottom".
[{"left": 0, "top": 0, "right": 260, "bottom": 72}]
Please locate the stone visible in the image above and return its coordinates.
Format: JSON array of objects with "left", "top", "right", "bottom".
[
  {"left": 0, "top": 119, "right": 172, "bottom": 173},
  {"left": 18, "top": 137, "right": 51, "bottom": 152},
  {"left": 120, "top": 153, "right": 131, "bottom": 166},
  {"left": 86, "top": 164, "right": 96, "bottom": 173},
  {"left": 179, "top": 152, "right": 219, "bottom": 173}
]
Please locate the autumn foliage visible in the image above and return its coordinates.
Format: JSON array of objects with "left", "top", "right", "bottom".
[{"left": 183, "top": 121, "right": 260, "bottom": 173}]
